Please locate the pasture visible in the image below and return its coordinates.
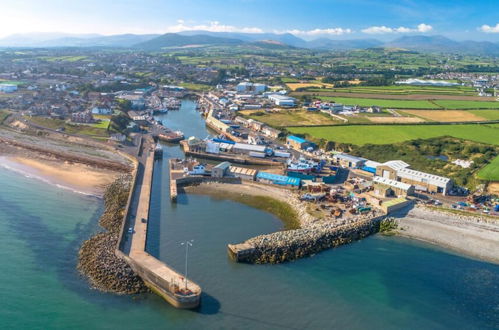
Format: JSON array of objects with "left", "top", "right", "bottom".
[
  {"left": 317, "top": 96, "right": 440, "bottom": 109},
  {"left": 468, "top": 110, "right": 499, "bottom": 120},
  {"left": 477, "top": 156, "right": 499, "bottom": 181},
  {"left": 288, "top": 124, "right": 499, "bottom": 146}
]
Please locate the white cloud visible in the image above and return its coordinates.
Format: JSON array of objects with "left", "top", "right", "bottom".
[
  {"left": 362, "top": 23, "right": 433, "bottom": 34},
  {"left": 480, "top": 23, "right": 499, "bottom": 33},
  {"left": 284, "top": 28, "right": 352, "bottom": 36},
  {"left": 164, "top": 21, "right": 264, "bottom": 34}
]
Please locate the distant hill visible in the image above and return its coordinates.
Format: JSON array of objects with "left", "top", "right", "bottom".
[
  {"left": 385, "top": 35, "right": 499, "bottom": 55},
  {"left": 2, "top": 31, "right": 499, "bottom": 55},
  {"left": 134, "top": 33, "right": 244, "bottom": 50}
]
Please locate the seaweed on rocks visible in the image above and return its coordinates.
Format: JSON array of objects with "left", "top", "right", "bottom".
[{"left": 78, "top": 175, "right": 148, "bottom": 294}]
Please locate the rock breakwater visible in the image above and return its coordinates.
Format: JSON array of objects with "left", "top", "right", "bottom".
[
  {"left": 78, "top": 175, "right": 147, "bottom": 294},
  {"left": 232, "top": 216, "right": 385, "bottom": 264}
]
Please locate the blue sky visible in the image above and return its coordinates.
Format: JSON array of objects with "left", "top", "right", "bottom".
[{"left": 1, "top": 0, "right": 499, "bottom": 40}]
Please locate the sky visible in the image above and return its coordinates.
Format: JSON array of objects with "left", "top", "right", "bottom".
[{"left": 1, "top": 0, "right": 499, "bottom": 41}]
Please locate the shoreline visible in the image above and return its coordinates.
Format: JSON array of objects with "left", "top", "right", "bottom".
[
  {"left": 185, "top": 182, "right": 499, "bottom": 265},
  {"left": 0, "top": 156, "right": 119, "bottom": 197},
  {"left": 393, "top": 206, "right": 499, "bottom": 265}
]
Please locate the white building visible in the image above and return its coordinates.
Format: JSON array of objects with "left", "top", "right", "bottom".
[
  {"left": 0, "top": 84, "right": 17, "bottom": 93},
  {"left": 268, "top": 94, "right": 296, "bottom": 107},
  {"left": 236, "top": 82, "right": 267, "bottom": 94}
]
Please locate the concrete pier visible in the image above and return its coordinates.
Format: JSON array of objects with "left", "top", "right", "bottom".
[{"left": 121, "top": 151, "right": 201, "bottom": 308}]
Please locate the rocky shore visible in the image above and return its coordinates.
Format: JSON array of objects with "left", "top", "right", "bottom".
[{"left": 78, "top": 175, "right": 148, "bottom": 294}]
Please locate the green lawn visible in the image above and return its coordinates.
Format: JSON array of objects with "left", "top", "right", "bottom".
[
  {"left": 468, "top": 110, "right": 499, "bottom": 120},
  {"left": 288, "top": 124, "right": 499, "bottom": 146},
  {"left": 477, "top": 156, "right": 499, "bottom": 181},
  {"left": 90, "top": 119, "right": 111, "bottom": 129},
  {"left": 24, "top": 116, "right": 109, "bottom": 137},
  {"left": 434, "top": 100, "right": 499, "bottom": 110},
  {"left": 317, "top": 96, "right": 440, "bottom": 109}
]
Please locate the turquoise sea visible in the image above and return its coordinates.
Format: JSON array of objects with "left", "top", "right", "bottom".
[{"left": 0, "top": 100, "right": 498, "bottom": 329}]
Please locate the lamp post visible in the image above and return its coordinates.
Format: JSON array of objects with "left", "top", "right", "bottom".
[{"left": 180, "top": 240, "right": 193, "bottom": 290}]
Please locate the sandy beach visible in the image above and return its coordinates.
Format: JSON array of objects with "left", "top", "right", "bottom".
[
  {"left": 0, "top": 156, "right": 120, "bottom": 196},
  {"left": 393, "top": 206, "right": 499, "bottom": 264}
]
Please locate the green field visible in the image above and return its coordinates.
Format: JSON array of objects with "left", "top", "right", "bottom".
[
  {"left": 288, "top": 124, "right": 499, "bottom": 146},
  {"left": 309, "top": 84, "right": 477, "bottom": 96},
  {"left": 477, "top": 156, "right": 499, "bottom": 181},
  {"left": 242, "top": 110, "right": 340, "bottom": 127},
  {"left": 468, "top": 110, "right": 499, "bottom": 120},
  {"left": 25, "top": 116, "right": 109, "bottom": 137},
  {"left": 317, "top": 96, "right": 440, "bottom": 109},
  {"left": 434, "top": 100, "right": 499, "bottom": 109},
  {"left": 316, "top": 96, "right": 499, "bottom": 110},
  {"left": 90, "top": 119, "right": 111, "bottom": 129}
]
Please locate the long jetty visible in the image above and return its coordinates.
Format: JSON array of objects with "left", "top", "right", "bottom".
[{"left": 117, "top": 150, "right": 201, "bottom": 309}]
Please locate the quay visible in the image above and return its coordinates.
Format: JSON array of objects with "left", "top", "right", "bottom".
[
  {"left": 116, "top": 147, "right": 201, "bottom": 309},
  {"left": 180, "top": 140, "right": 283, "bottom": 167}
]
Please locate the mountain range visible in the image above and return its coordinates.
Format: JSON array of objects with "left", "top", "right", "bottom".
[{"left": 2, "top": 31, "right": 499, "bottom": 55}]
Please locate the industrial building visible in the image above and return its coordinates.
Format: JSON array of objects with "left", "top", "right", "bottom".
[
  {"left": 286, "top": 135, "right": 314, "bottom": 151},
  {"left": 333, "top": 154, "right": 366, "bottom": 168},
  {"left": 375, "top": 160, "right": 453, "bottom": 195},
  {"left": 229, "top": 166, "right": 257, "bottom": 181},
  {"left": 236, "top": 82, "right": 267, "bottom": 94},
  {"left": 0, "top": 84, "right": 18, "bottom": 93},
  {"left": 373, "top": 176, "right": 415, "bottom": 197},
  {"left": 268, "top": 94, "right": 296, "bottom": 107},
  {"left": 256, "top": 172, "right": 300, "bottom": 188},
  {"left": 233, "top": 143, "right": 267, "bottom": 155},
  {"left": 212, "top": 162, "right": 231, "bottom": 178}
]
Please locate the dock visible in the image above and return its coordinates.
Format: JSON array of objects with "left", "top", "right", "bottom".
[{"left": 121, "top": 150, "right": 201, "bottom": 309}]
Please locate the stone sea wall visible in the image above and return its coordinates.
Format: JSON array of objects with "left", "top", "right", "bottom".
[
  {"left": 232, "top": 215, "right": 385, "bottom": 264},
  {"left": 78, "top": 175, "right": 147, "bottom": 294}
]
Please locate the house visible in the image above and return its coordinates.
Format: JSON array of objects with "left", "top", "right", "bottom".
[
  {"left": 71, "top": 111, "right": 94, "bottom": 123},
  {"left": 286, "top": 135, "right": 314, "bottom": 150},
  {"left": 92, "top": 107, "right": 112, "bottom": 115},
  {"left": 332, "top": 154, "right": 366, "bottom": 168},
  {"left": 261, "top": 126, "right": 281, "bottom": 139},
  {"left": 373, "top": 176, "right": 415, "bottom": 197},
  {"left": 212, "top": 161, "right": 231, "bottom": 178}
]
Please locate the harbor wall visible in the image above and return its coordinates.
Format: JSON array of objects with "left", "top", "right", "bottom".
[
  {"left": 228, "top": 215, "right": 385, "bottom": 264},
  {"left": 116, "top": 150, "right": 201, "bottom": 308}
]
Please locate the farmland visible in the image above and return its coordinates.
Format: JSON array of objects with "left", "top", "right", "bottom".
[
  {"left": 399, "top": 110, "right": 489, "bottom": 122},
  {"left": 302, "top": 84, "right": 477, "bottom": 96},
  {"left": 240, "top": 110, "right": 340, "bottom": 127},
  {"left": 286, "top": 82, "right": 334, "bottom": 91},
  {"left": 477, "top": 156, "right": 499, "bottom": 181},
  {"left": 468, "top": 110, "right": 499, "bottom": 120},
  {"left": 288, "top": 124, "right": 499, "bottom": 146},
  {"left": 313, "top": 96, "right": 499, "bottom": 110}
]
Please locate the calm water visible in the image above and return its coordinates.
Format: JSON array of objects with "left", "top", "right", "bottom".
[{"left": 0, "top": 99, "right": 498, "bottom": 329}]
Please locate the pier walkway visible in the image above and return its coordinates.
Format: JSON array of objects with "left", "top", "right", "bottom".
[{"left": 120, "top": 146, "right": 201, "bottom": 309}]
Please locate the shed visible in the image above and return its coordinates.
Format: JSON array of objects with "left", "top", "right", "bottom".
[{"left": 212, "top": 161, "right": 231, "bottom": 178}]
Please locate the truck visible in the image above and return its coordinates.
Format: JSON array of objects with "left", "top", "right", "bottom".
[{"left": 274, "top": 151, "right": 291, "bottom": 158}]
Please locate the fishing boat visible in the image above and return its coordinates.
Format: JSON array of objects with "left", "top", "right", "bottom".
[
  {"left": 158, "top": 130, "right": 185, "bottom": 143},
  {"left": 287, "top": 157, "right": 319, "bottom": 173}
]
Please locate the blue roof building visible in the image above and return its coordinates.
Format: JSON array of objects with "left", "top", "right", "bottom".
[
  {"left": 286, "top": 135, "right": 315, "bottom": 151},
  {"left": 256, "top": 172, "right": 301, "bottom": 187}
]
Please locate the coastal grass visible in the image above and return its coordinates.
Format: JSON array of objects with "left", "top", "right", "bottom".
[
  {"left": 288, "top": 124, "right": 499, "bottom": 146},
  {"left": 477, "top": 156, "right": 499, "bottom": 181},
  {"left": 0, "top": 110, "right": 11, "bottom": 124}
]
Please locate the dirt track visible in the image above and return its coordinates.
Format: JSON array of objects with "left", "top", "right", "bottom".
[{"left": 291, "top": 91, "right": 496, "bottom": 101}]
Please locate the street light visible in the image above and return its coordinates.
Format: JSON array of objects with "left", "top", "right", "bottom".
[{"left": 180, "top": 240, "right": 193, "bottom": 290}]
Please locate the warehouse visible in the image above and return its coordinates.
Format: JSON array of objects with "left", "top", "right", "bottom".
[
  {"left": 229, "top": 166, "right": 257, "bottom": 181},
  {"left": 212, "top": 162, "right": 231, "bottom": 178},
  {"left": 256, "top": 172, "right": 301, "bottom": 188},
  {"left": 286, "top": 135, "right": 314, "bottom": 150},
  {"left": 333, "top": 153, "right": 366, "bottom": 169},
  {"left": 268, "top": 94, "right": 296, "bottom": 106},
  {"left": 397, "top": 168, "right": 453, "bottom": 195},
  {"left": 375, "top": 160, "right": 410, "bottom": 180},
  {"left": 233, "top": 143, "right": 267, "bottom": 155},
  {"left": 373, "top": 176, "right": 415, "bottom": 197}
]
